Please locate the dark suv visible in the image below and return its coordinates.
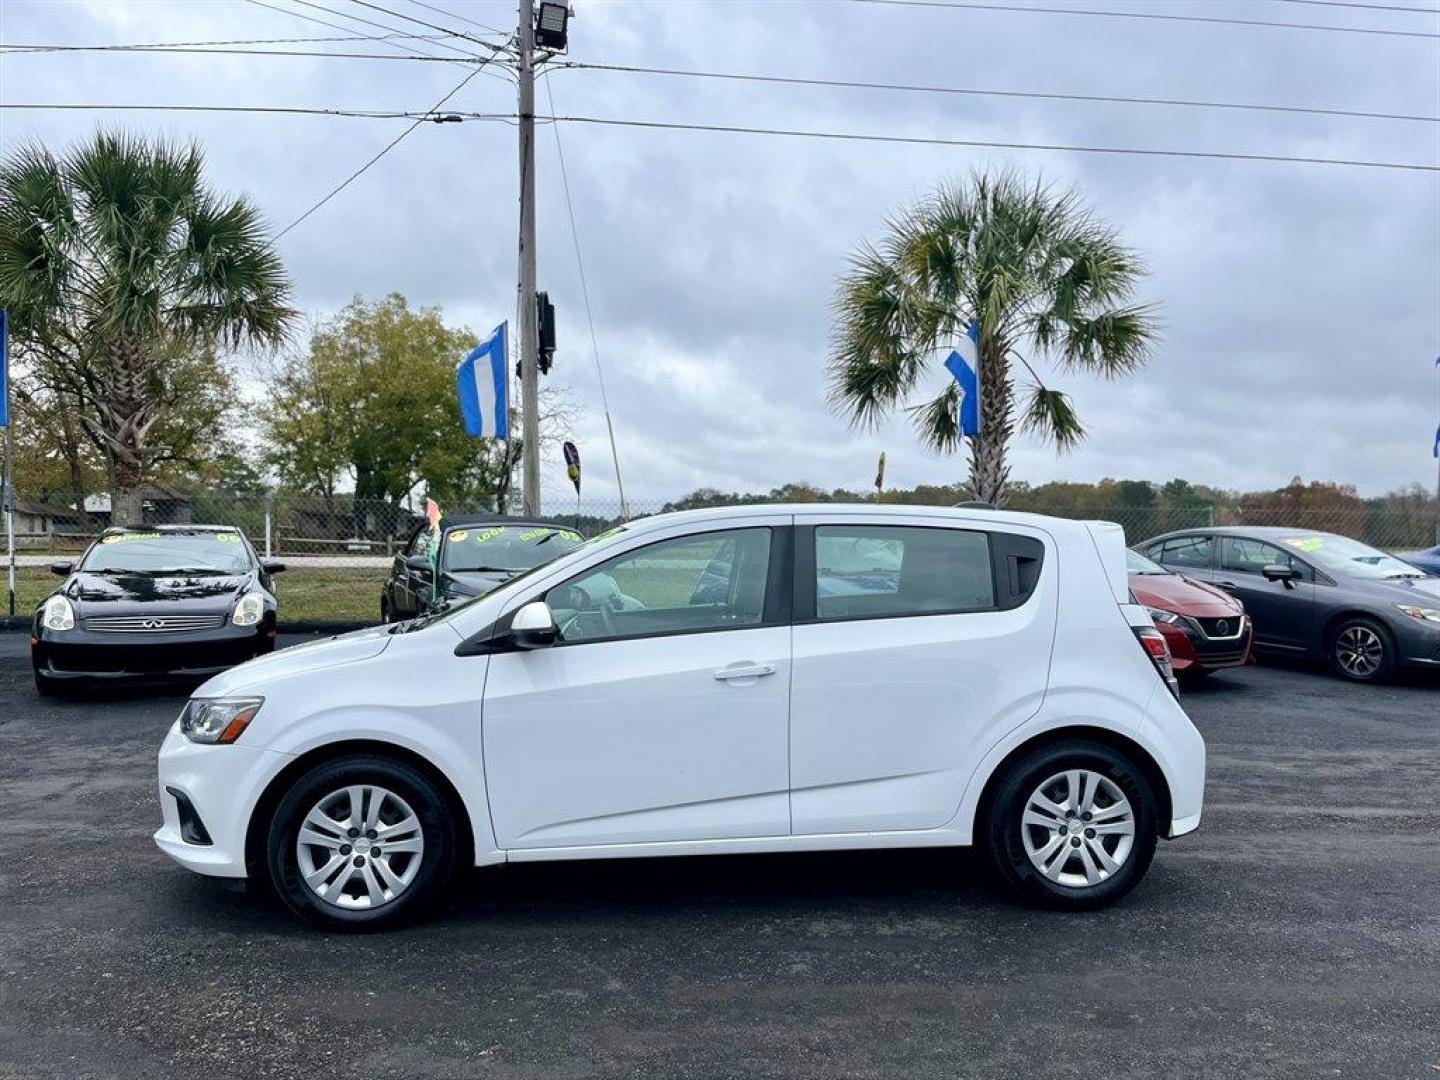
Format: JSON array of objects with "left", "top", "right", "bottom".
[{"left": 1137, "top": 526, "right": 1440, "bottom": 682}]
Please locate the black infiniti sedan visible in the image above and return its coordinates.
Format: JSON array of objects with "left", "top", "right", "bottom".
[
  {"left": 381, "top": 515, "right": 584, "bottom": 622},
  {"left": 32, "top": 526, "right": 285, "bottom": 695},
  {"left": 1136, "top": 526, "right": 1440, "bottom": 683}
]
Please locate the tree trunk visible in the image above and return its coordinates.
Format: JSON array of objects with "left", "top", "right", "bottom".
[
  {"left": 967, "top": 337, "right": 1015, "bottom": 506},
  {"left": 57, "top": 405, "right": 90, "bottom": 528},
  {"left": 111, "top": 456, "right": 144, "bottom": 526}
]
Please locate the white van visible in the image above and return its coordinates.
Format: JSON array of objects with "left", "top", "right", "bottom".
[{"left": 156, "top": 504, "right": 1205, "bottom": 929}]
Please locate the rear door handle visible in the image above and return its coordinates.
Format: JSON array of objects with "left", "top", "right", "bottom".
[{"left": 714, "top": 663, "right": 776, "bottom": 682}]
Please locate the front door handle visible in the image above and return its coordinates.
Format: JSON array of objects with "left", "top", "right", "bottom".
[{"left": 714, "top": 662, "right": 776, "bottom": 682}]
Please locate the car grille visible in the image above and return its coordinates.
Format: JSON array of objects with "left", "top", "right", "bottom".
[
  {"left": 84, "top": 614, "right": 227, "bottom": 633},
  {"left": 1195, "top": 616, "right": 1245, "bottom": 640}
]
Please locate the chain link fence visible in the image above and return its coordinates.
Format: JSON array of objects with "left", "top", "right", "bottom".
[{"left": 12, "top": 490, "right": 1439, "bottom": 556}]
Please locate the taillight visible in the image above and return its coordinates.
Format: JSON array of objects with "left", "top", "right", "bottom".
[{"left": 1135, "top": 624, "right": 1180, "bottom": 697}]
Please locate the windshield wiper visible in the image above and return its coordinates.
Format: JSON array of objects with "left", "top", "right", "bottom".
[{"left": 455, "top": 565, "right": 518, "bottom": 573}]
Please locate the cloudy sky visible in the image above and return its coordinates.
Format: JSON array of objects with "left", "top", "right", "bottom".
[{"left": 3, "top": 0, "right": 1438, "bottom": 505}]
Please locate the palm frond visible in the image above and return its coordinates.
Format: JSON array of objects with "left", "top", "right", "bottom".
[{"left": 1020, "top": 383, "right": 1085, "bottom": 450}]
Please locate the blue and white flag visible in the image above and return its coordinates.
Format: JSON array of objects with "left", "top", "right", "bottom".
[
  {"left": 942, "top": 319, "right": 982, "bottom": 437},
  {"left": 457, "top": 322, "right": 509, "bottom": 439}
]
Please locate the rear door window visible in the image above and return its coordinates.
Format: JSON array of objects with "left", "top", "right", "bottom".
[
  {"left": 1155, "top": 535, "right": 1214, "bottom": 569},
  {"left": 814, "top": 525, "right": 993, "bottom": 621}
]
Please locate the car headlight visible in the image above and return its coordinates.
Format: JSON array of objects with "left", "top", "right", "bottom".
[
  {"left": 232, "top": 591, "right": 265, "bottom": 627},
  {"left": 1396, "top": 604, "right": 1440, "bottom": 623},
  {"left": 39, "top": 595, "right": 75, "bottom": 632},
  {"left": 180, "top": 697, "right": 263, "bottom": 744},
  {"left": 1147, "top": 606, "right": 1183, "bottom": 626}
]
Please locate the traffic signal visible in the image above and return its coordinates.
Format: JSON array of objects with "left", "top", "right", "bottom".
[{"left": 536, "top": 291, "right": 556, "bottom": 374}]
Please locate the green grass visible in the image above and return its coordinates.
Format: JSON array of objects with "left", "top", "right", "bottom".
[{"left": 8, "top": 564, "right": 388, "bottom": 627}]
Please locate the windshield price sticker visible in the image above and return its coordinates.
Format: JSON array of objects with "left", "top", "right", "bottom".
[
  {"left": 449, "top": 530, "right": 470, "bottom": 543},
  {"left": 1284, "top": 537, "right": 1324, "bottom": 553},
  {"left": 101, "top": 532, "right": 163, "bottom": 544}
]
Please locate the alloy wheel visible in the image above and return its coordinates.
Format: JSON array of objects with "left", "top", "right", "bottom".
[
  {"left": 1020, "top": 770, "right": 1136, "bottom": 889},
  {"left": 1334, "top": 625, "right": 1384, "bottom": 679},
  {"left": 295, "top": 785, "right": 424, "bottom": 910}
]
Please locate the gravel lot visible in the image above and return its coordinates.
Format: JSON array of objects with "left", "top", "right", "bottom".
[{"left": 1, "top": 633, "right": 1437, "bottom": 1080}]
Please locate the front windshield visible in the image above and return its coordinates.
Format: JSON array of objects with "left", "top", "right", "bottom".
[
  {"left": 398, "top": 525, "right": 630, "bottom": 632},
  {"left": 1279, "top": 534, "right": 1424, "bottom": 580},
  {"left": 441, "top": 525, "right": 584, "bottom": 573},
  {"left": 1126, "top": 549, "right": 1168, "bottom": 575},
  {"left": 81, "top": 531, "right": 252, "bottom": 575}
]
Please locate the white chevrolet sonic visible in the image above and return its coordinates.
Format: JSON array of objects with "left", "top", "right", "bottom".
[{"left": 156, "top": 504, "right": 1205, "bottom": 929}]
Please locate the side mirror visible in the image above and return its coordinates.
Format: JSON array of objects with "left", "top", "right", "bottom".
[
  {"left": 405, "top": 555, "right": 434, "bottom": 575},
  {"left": 1261, "top": 563, "right": 1299, "bottom": 584},
  {"left": 261, "top": 560, "right": 287, "bottom": 575},
  {"left": 50, "top": 561, "right": 73, "bottom": 577},
  {"left": 507, "top": 600, "right": 557, "bottom": 650}
]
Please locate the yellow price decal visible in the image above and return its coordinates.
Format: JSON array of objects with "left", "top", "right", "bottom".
[
  {"left": 449, "top": 530, "right": 470, "bottom": 543},
  {"left": 215, "top": 532, "right": 241, "bottom": 543},
  {"left": 474, "top": 527, "right": 506, "bottom": 544},
  {"left": 1284, "top": 537, "right": 1323, "bottom": 553},
  {"left": 101, "top": 532, "right": 162, "bottom": 544}
]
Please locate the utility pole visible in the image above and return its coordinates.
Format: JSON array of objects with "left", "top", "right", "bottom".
[{"left": 517, "top": 0, "right": 541, "bottom": 516}]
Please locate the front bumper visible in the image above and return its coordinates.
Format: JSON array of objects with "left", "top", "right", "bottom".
[
  {"left": 1157, "top": 617, "right": 1253, "bottom": 672},
  {"left": 154, "top": 721, "right": 293, "bottom": 878},
  {"left": 1393, "top": 616, "right": 1440, "bottom": 668},
  {"left": 33, "top": 622, "right": 274, "bottom": 682}
]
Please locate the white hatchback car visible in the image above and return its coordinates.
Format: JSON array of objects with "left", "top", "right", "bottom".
[{"left": 156, "top": 504, "right": 1205, "bottom": 929}]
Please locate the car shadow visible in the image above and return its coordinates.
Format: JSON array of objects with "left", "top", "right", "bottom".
[{"left": 164, "top": 846, "right": 1035, "bottom": 936}]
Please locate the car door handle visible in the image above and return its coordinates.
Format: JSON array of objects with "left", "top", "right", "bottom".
[{"left": 713, "top": 663, "right": 776, "bottom": 682}]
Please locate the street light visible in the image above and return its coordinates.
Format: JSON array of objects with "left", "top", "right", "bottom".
[{"left": 534, "top": 1, "right": 570, "bottom": 50}]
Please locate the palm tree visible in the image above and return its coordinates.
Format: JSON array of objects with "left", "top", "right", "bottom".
[
  {"left": 0, "top": 131, "right": 294, "bottom": 523},
  {"left": 830, "top": 170, "right": 1159, "bottom": 506}
]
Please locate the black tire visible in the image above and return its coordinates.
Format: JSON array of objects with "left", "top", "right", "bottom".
[
  {"left": 1328, "top": 616, "right": 1395, "bottom": 683},
  {"left": 985, "top": 739, "right": 1159, "bottom": 910},
  {"left": 380, "top": 597, "right": 392, "bottom": 624},
  {"left": 33, "top": 668, "right": 59, "bottom": 698},
  {"left": 267, "top": 754, "right": 459, "bottom": 931}
]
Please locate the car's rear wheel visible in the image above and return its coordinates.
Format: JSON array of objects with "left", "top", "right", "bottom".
[
  {"left": 986, "top": 740, "right": 1159, "bottom": 909},
  {"left": 1328, "top": 617, "right": 1394, "bottom": 683},
  {"left": 267, "top": 754, "right": 458, "bottom": 930}
]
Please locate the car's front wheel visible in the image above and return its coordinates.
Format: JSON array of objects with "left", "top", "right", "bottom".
[
  {"left": 33, "top": 668, "right": 60, "bottom": 698},
  {"left": 267, "top": 754, "right": 459, "bottom": 930},
  {"left": 1328, "top": 617, "right": 1394, "bottom": 683},
  {"left": 986, "top": 740, "right": 1159, "bottom": 909}
]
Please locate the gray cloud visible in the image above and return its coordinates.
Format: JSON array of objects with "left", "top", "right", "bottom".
[{"left": 4, "top": 0, "right": 1437, "bottom": 505}]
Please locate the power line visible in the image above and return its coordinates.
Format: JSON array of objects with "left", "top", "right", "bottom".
[
  {"left": 275, "top": 62, "right": 493, "bottom": 238},
  {"left": 242, "top": 0, "right": 471, "bottom": 61},
  {"left": 1269, "top": 0, "right": 1439, "bottom": 13},
  {"left": 557, "top": 60, "right": 1437, "bottom": 125},
  {"left": 344, "top": 0, "right": 511, "bottom": 53},
  {"left": 1, "top": 44, "right": 480, "bottom": 63},
  {"left": 844, "top": 0, "right": 1440, "bottom": 38},
  {"left": 401, "top": 0, "right": 512, "bottom": 39},
  {"left": 0, "top": 102, "right": 514, "bottom": 120},
  {"left": 0, "top": 31, "right": 465, "bottom": 53},
  {"left": 542, "top": 77, "right": 628, "bottom": 517},
  {"left": 541, "top": 113, "right": 1440, "bottom": 173},
  {"left": 286, "top": 0, "right": 491, "bottom": 58},
  {"left": 8, "top": 99, "right": 1429, "bottom": 172}
]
